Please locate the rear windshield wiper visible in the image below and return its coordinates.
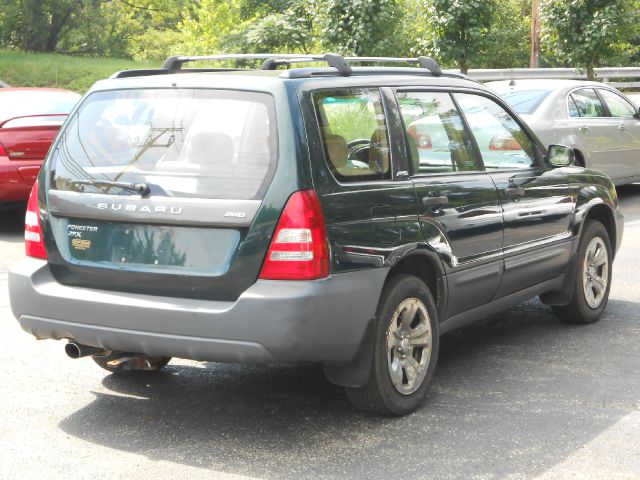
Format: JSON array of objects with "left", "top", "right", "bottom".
[{"left": 71, "top": 179, "right": 151, "bottom": 196}]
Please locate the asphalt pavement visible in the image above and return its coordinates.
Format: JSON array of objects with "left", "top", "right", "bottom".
[{"left": 0, "top": 187, "right": 639, "bottom": 480}]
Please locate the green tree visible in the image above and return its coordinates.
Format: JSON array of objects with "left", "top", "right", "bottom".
[
  {"left": 320, "top": 0, "right": 402, "bottom": 56},
  {"left": 178, "top": 0, "right": 243, "bottom": 55},
  {"left": 0, "top": 0, "right": 80, "bottom": 52},
  {"left": 220, "top": 0, "right": 320, "bottom": 54},
  {"left": 541, "top": 0, "right": 639, "bottom": 79},
  {"left": 429, "top": 0, "right": 498, "bottom": 73},
  {"left": 482, "top": 0, "right": 530, "bottom": 68},
  {"left": 396, "top": 0, "right": 436, "bottom": 57}
]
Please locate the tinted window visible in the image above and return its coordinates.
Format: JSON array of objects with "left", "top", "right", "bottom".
[
  {"left": 569, "top": 89, "right": 605, "bottom": 118},
  {"left": 455, "top": 93, "right": 536, "bottom": 169},
  {"left": 315, "top": 90, "right": 391, "bottom": 182},
  {"left": 598, "top": 89, "right": 636, "bottom": 117},
  {"left": 397, "top": 91, "right": 480, "bottom": 174},
  {"left": 501, "top": 89, "right": 551, "bottom": 114},
  {"left": 52, "top": 89, "right": 277, "bottom": 200}
]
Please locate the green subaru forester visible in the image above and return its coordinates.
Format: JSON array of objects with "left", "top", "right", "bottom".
[{"left": 9, "top": 54, "right": 623, "bottom": 415}]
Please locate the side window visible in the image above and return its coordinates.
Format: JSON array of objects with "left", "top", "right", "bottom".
[
  {"left": 569, "top": 89, "right": 606, "bottom": 117},
  {"left": 397, "top": 91, "right": 480, "bottom": 174},
  {"left": 315, "top": 89, "right": 391, "bottom": 182},
  {"left": 454, "top": 93, "right": 536, "bottom": 170},
  {"left": 598, "top": 89, "right": 636, "bottom": 117}
]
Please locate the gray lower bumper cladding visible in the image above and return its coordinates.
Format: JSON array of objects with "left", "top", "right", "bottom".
[{"left": 9, "top": 258, "right": 388, "bottom": 364}]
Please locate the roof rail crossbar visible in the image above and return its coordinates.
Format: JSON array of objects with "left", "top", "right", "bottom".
[
  {"left": 145, "top": 54, "right": 446, "bottom": 79},
  {"left": 345, "top": 56, "right": 442, "bottom": 77},
  {"left": 161, "top": 53, "right": 353, "bottom": 76}
]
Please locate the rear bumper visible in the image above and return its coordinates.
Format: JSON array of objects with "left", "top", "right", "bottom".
[{"left": 9, "top": 258, "right": 388, "bottom": 364}]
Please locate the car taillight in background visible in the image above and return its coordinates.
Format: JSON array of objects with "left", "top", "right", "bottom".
[
  {"left": 259, "top": 190, "right": 329, "bottom": 280},
  {"left": 25, "top": 180, "right": 47, "bottom": 259},
  {"left": 0, "top": 140, "right": 6, "bottom": 156},
  {"left": 407, "top": 125, "right": 432, "bottom": 150},
  {"left": 489, "top": 134, "right": 522, "bottom": 151}
]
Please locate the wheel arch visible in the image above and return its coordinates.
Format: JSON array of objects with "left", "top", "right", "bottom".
[
  {"left": 384, "top": 251, "right": 446, "bottom": 319},
  {"left": 541, "top": 201, "right": 618, "bottom": 307},
  {"left": 583, "top": 203, "right": 617, "bottom": 256},
  {"left": 323, "top": 248, "right": 447, "bottom": 389}
]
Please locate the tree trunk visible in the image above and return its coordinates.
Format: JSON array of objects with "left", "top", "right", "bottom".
[
  {"left": 45, "top": 10, "right": 74, "bottom": 52},
  {"left": 23, "top": 0, "right": 48, "bottom": 51},
  {"left": 459, "top": 60, "right": 468, "bottom": 75},
  {"left": 587, "top": 63, "right": 595, "bottom": 81}
]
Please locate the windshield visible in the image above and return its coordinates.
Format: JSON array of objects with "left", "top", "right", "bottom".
[
  {"left": 51, "top": 89, "right": 277, "bottom": 200},
  {"left": 500, "top": 89, "right": 551, "bottom": 115}
]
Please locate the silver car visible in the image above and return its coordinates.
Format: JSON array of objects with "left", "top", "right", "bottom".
[{"left": 488, "top": 79, "right": 640, "bottom": 185}]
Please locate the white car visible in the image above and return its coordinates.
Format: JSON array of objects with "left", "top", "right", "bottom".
[{"left": 488, "top": 79, "right": 640, "bottom": 185}]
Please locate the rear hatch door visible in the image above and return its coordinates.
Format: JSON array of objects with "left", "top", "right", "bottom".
[{"left": 45, "top": 88, "right": 278, "bottom": 301}]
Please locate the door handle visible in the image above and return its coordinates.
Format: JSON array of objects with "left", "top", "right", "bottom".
[
  {"left": 422, "top": 195, "right": 449, "bottom": 208},
  {"left": 504, "top": 187, "right": 526, "bottom": 199},
  {"left": 618, "top": 123, "right": 628, "bottom": 131},
  {"left": 579, "top": 126, "right": 589, "bottom": 133}
]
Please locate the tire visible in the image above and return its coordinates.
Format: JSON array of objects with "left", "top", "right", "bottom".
[
  {"left": 552, "top": 220, "right": 612, "bottom": 324},
  {"left": 92, "top": 352, "right": 171, "bottom": 374},
  {"left": 345, "top": 274, "right": 439, "bottom": 416}
]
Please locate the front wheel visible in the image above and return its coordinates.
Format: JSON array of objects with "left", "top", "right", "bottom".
[
  {"left": 92, "top": 352, "right": 171, "bottom": 373},
  {"left": 345, "top": 274, "right": 439, "bottom": 416},
  {"left": 553, "top": 220, "right": 612, "bottom": 324}
]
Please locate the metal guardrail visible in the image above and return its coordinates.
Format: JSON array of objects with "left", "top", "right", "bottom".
[{"left": 454, "top": 67, "right": 640, "bottom": 89}]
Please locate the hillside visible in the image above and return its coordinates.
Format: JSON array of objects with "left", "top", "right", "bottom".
[{"left": 0, "top": 51, "right": 156, "bottom": 93}]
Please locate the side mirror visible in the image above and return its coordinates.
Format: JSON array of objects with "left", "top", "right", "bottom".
[
  {"left": 547, "top": 144, "right": 575, "bottom": 167},
  {"left": 634, "top": 106, "right": 640, "bottom": 120}
]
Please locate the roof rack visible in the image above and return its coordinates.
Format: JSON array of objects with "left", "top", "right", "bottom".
[
  {"left": 161, "top": 53, "right": 354, "bottom": 75},
  {"left": 345, "top": 57, "right": 442, "bottom": 76},
  {"left": 111, "top": 53, "right": 447, "bottom": 79}
]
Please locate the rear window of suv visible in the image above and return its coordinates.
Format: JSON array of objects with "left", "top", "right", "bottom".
[{"left": 51, "top": 89, "right": 277, "bottom": 200}]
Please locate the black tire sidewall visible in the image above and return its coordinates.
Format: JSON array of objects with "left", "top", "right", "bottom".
[
  {"left": 557, "top": 220, "right": 612, "bottom": 324},
  {"left": 371, "top": 274, "right": 440, "bottom": 415},
  {"left": 574, "top": 221, "right": 613, "bottom": 323}
]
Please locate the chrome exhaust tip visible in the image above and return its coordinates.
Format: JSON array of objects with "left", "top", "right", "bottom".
[{"left": 64, "top": 342, "right": 108, "bottom": 359}]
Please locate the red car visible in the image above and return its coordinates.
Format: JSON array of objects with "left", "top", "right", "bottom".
[{"left": 0, "top": 88, "right": 80, "bottom": 205}]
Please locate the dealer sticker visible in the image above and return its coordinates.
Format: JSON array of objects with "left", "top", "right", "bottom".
[{"left": 71, "top": 239, "right": 92, "bottom": 251}]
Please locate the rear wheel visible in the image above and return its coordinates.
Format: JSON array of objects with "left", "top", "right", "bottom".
[
  {"left": 553, "top": 220, "right": 612, "bottom": 324},
  {"left": 345, "top": 274, "right": 439, "bottom": 416},
  {"left": 92, "top": 352, "right": 171, "bottom": 373}
]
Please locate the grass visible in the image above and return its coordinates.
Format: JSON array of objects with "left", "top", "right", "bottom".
[{"left": 0, "top": 50, "right": 157, "bottom": 93}]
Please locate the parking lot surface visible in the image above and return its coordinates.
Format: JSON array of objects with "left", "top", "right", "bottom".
[{"left": 1, "top": 187, "right": 639, "bottom": 480}]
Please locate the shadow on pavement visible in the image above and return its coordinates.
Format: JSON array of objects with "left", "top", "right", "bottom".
[{"left": 58, "top": 298, "right": 640, "bottom": 479}]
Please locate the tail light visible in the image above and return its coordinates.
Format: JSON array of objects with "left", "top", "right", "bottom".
[
  {"left": 25, "top": 180, "right": 47, "bottom": 259},
  {"left": 0, "top": 140, "right": 6, "bottom": 156},
  {"left": 407, "top": 125, "right": 432, "bottom": 150},
  {"left": 259, "top": 190, "right": 329, "bottom": 280},
  {"left": 489, "top": 134, "right": 522, "bottom": 151}
]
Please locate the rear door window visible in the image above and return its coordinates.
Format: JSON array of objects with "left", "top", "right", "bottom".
[
  {"left": 314, "top": 89, "right": 391, "bottom": 182},
  {"left": 454, "top": 93, "right": 536, "bottom": 170},
  {"left": 569, "top": 89, "right": 606, "bottom": 118},
  {"left": 396, "top": 91, "right": 480, "bottom": 174},
  {"left": 52, "top": 89, "right": 277, "bottom": 200}
]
